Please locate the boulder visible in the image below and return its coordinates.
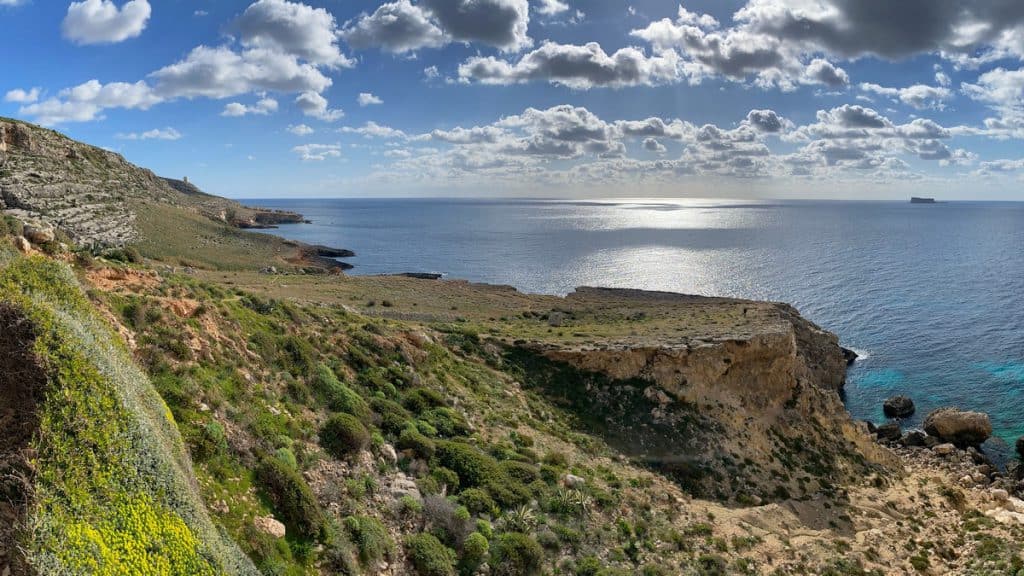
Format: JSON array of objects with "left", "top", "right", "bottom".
[
  {"left": 883, "top": 395, "right": 915, "bottom": 418},
  {"left": 932, "top": 443, "right": 956, "bottom": 456},
  {"left": 875, "top": 422, "right": 901, "bottom": 442},
  {"left": 253, "top": 516, "right": 286, "bottom": 539},
  {"left": 841, "top": 347, "right": 859, "bottom": 366},
  {"left": 13, "top": 236, "right": 31, "bottom": 254},
  {"left": 380, "top": 443, "right": 398, "bottom": 465},
  {"left": 1016, "top": 436, "right": 1024, "bottom": 460},
  {"left": 900, "top": 430, "right": 928, "bottom": 447},
  {"left": 562, "top": 474, "right": 586, "bottom": 489},
  {"left": 547, "top": 312, "right": 566, "bottom": 327},
  {"left": 23, "top": 223, "right": 54, "bottom": 244},
  {"left": 923, "top": 408, "right": 992, "bottom": 447}
]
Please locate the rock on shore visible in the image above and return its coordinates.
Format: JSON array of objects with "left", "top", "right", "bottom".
[{"left": 923, "top": 407, "right": 992, "bottom": 447}]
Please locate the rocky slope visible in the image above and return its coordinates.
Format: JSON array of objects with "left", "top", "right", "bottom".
[{"left": 0, "top": 118, "right": 303, "bottom": 246}]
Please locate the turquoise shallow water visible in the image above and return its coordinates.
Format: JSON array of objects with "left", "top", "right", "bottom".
[{"left": 247, "top": 198, "right": 1024, "bottom": 458}]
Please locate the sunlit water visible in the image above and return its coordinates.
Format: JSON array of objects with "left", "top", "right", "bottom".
[{"left": 250, "top": 198, "right": 1024, "bottom": 457}]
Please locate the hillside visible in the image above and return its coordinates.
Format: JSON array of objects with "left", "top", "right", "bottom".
[
  {"left": 2, "top": 123, "right": 1024, "bottom": 575},
  {"left": 0, "top": 118, "right": 338, "bottom": 272}
]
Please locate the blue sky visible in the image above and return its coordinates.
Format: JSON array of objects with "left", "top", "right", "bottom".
[{"left": 4, "top": 0, "right": 1024, "bottom": 199}]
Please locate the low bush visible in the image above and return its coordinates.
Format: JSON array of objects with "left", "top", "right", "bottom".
[
  {"left": 403, "top": 387, "right": 446, "bottom": 413},
  {"left": 398, "top": 425, "right": 436, "bottom": 459},
  {"left": 313, "top": 364, "right": 371, "bottom": 420},
  {"left": 458, "top": 488, "right": 497, "bottom": 517},
  {"left": 500, "top": 461, "right": 540, "bottom": 485},
  {"left": 344, "top": 515, "right": 393, "bottom": 567},
  {"left": 256, "top": 457, "right": 324, "bottom": 539},
  {"left": 420, "top": 407, "right": 471, "bottom": 438},
  {"left": 320, "top": 413, "right": 371, "bottom": 459},
  {"left": 435, "top": 442, "right": 502, "bottom": 490},
  {"left": 460, "top": 532, "right": 489, "bottom": 576},
  {"left": 371, "top": 397, "right": 411, "bottom": 435},
  {"left": 406, "top": 533, "right": 457, "bottom": 576},
  {"left": 490, "top": 533, "right": 544, "bottom": 576}
]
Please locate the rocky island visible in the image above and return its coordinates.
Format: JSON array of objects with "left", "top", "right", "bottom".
[{"left": 2, "top": 118, "right": 1024, "bottom": 575}]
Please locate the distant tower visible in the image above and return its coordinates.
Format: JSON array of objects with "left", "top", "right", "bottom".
[{"left": 183, "top": 176, "right": 189, "bottom": 185}]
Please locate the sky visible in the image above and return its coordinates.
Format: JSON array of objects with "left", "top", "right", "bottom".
[{"left": 4, "top": 1, "right": 1024, "bottom": 199}]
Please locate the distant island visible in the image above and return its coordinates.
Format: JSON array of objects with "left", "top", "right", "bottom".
[{"left": 911, "top": 196, "right": 937, "bottom": 204}]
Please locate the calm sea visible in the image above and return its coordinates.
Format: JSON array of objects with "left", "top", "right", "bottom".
[{"left": 248, "top": 198, "right": 1024, "bottom": 455}]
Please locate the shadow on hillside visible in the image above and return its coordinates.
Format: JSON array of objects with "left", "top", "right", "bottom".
[
  {"left": 501, "top": 346, "right": 725, "bottom": 498},
  {"left": 0, "top": 304, "right": 44, "bottom": 576}
]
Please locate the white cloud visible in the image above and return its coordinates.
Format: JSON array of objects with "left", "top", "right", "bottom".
[
  {"left": 424, "top": 65, "right": 440, "bottom": 79},
  {"left": 235, "top": 0, "right": 354, "bottom": 68},
  {"left": 62, "top": 0, "right": 151, "bottom": 45},
  {"left": 860, "top": 83, "right": 952, "bottom": 110},
  {"left": 221, "top": 97, "right": 279, "bottom": 117},
  {"left": 340, "top": 121, "right": 407, "bottom": 139},
  {"left": 294, "top": 90, "right": 345, "bottom": 121},
  {"left": 292, "top": 143, "right": 342, "bottom": 161},
  {"left": 151, "top": 45, "right": 332, "bottom": 99},
  {"left": 115, "top": 127, "right": 182, "bottom": 140},
  {"left": 340, "top": 0, "right": 446, "bottom": 53},
  {"left": 18, "top": 79, "right": 159, "bottom": 124},
  {"left": 536, "top": 0, "right": 568, "bottom": 16},
  {"left": 357, "top": 92, "right": 383, "bottom": 106},
  {"left": 459, "top": 41, "right": 680, "bottom": 89},
  {"left": 4, "top": 87, "right": 40, "bottom": 103},
  {"left": 287, "top": 123, "right": 314, "bottom": 136},
  {"left": 342, "top": 0, "right": 532, "bottom": 53}
]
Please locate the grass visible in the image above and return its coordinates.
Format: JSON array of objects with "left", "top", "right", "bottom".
[{"left": 131, "top": 201, "right": 304, "bottom": 271}]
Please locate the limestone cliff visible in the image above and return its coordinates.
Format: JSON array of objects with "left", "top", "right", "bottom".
[{"left": 518, "top": 288, "right": 893, "bottom": 501}]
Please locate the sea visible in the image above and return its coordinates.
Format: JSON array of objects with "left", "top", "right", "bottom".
[{"left": 248, "top": 198, "right": 1024, "bottom": 459}]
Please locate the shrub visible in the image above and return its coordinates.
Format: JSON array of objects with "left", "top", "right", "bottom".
[
  {"left": 256, "top": 457, "right": 324, "bottom": 539},
  {"left": 500, "top": 461, "right": 540, "bottom": 485},
  {"left": 458, "top": 488, "right": 497, "bottom": 517},
  {"left": 398, "top": 425, "right": 436, "bottom": 459},
  {"left": 371, "top": 397, "right": 411, "bottom": 435},
  {"left": 420, "top": 407, "right": 470, "bottom": 438},
  {"left": 423, "top": 495, "right": 474, "bottom": 547},
  {"left": 435, "top": 442, "right": 501, "bottom": 490},
  {"left": 403, "top": 387, "right": 446, "bottom": 413},
  {"left": 431, "top": 466, "right": 460, "bottom": 493},
  {"left": 490, "top": 533, "right": 544, "bottom": 576},
  {"left": 460, "top": 532, "right": 489, "bottom": 576},
  {"left": 280, "top": 335, "right": 315, "bottom": 375},
  {"left": 406, "top": 533, "right": 457, "bottom": 576},
  {"left": 320, "top": 413, "right": 370, "bottom": 459},
  {"left": 273, "top": 447, "right": 298, "bottom": 470},
  {"left": 314, "top": 363, "right": 371, "bottom": 420},
  {"left": 344, "top": 515, "right": 393, "bottom": 566}
]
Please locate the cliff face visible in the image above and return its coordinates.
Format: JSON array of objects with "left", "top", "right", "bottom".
[{"left": 531, "top": 296, "right": 892, "bottom": 501}]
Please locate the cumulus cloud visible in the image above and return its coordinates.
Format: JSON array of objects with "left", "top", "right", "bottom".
[
  {"left": 642, "top": 137, "right": 666, "bottom": 153},
  {"left": 458, "top": 41, "right": 680, "bottom": 89},
  {"left": 340, "top": 0, "right": 445, "bottom": 53},
  {"left": 4, "top": 87, "right": 40, "bottom": 103},
  {"left": 18, "top": 79, "right": 159, "bottom": 124},
  {"left": 114, "top": 127, "right": 182, "bottom": 140},
  {"left": 421, "top": 0, "right": 531, "bottom": 52},
  {"left": 358, "top": 92, "right": 383, "bottom": 106},
  {"left": 221, "top": 97, "right": 279, "bottom": 116},
  {"left": 294, "top": 91, "right": 345, "bottom": 121},
  {"left": 292, "top": 143, "right": 342, "bottom": 161},
  {"left": 340, "top": 121, "right": 408, "bottom": 139},
  {"left": 536, "top": 0, "right": 568, "bottom": 16},
  {"left": 151, "top": 45, "right": 332, "bottom": 99},
  {"left": 62, "top": 0, "right": 151, "bottom": 45},
  {"left": 342, "top": 0, "right": 531, "bottom": 53},
  {"left": 235, "top": 0, "right": 354, "bottom": 67},
  {"left": 23, "top": 2, "right": 352, "bottom": 124},
  {"left": 287, "top": 123, "right": 315, "bottom": 136},
  {"left": 860, "top": 83, "right": 953, "bottom": 110}
]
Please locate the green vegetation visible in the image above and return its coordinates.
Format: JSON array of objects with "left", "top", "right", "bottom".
[
  {"left": 406, "top": 533, "right": 457, "bottom": 576},
  {"left": 320, "top": 413, "right": 371, "bottom": 459},
  {"left": 0, "top": 255, "right": 255, "bottom": 574},
  {"left": 255, "top": 456, "right": 323, "bottom": 540}
]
